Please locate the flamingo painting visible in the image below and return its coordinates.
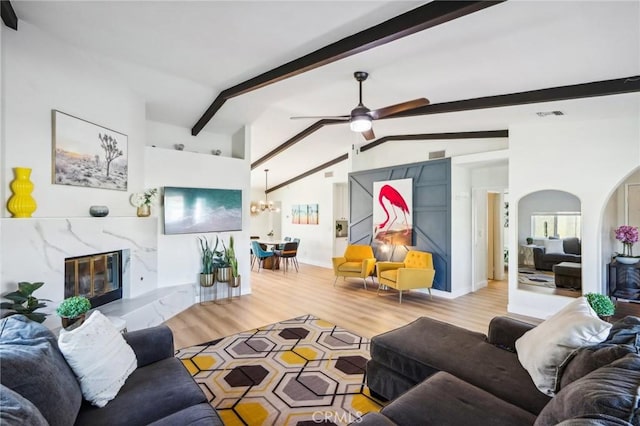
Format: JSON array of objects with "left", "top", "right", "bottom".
[{"left": 373, "top": 179, "right": 413, "bottom": 246}]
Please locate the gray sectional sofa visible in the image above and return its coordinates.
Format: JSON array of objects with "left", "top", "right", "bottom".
[
  {"left": 0, "top": 315, "right": 222, "bottom": 426},
  {"left": 533, "top": 237, "right": 582, "bottom": 271},
  {"left": 360, "top": 315, "right": 640, "bottom": 425}
]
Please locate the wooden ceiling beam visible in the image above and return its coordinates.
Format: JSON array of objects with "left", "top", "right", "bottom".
[
  {"left": 251, "top": 119, "right": 343, "bottom": 169},
  {"left": 266, "top": 154, "right": 349, "bottom": 194},
  {"left": 359, "top": 130, "right": 508, "bottom": 152},
  {"left": 192, "top": 1, "right": 504, "bottom": 136},
  {"left": 389, "top": 76, "right": 640, "bottom": 119},
  {"left": 251, "top": 76, "right": 640, "bottom": 169},
  {"left": 264, "top": 130, "right": 508, "bottom": 191},
  {"left": 1, "top": 0, "right": 18, "bottom": 30}
]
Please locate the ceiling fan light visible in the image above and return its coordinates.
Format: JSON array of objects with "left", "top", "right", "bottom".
[{"left": 350, "top": 115, "right": 372, "bottom": 132}]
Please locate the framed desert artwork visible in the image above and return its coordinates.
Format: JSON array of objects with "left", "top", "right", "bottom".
[
  {"left": 373, "top": 178, "right": 413, "bottom": 246},
  {"left": 52, "top": 110, "right": 128, "bottom": 191}
]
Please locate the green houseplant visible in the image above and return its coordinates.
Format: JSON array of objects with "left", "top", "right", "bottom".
[
  {"left": 585, "top": 293, "right": 615, "bottom": 320},
  {"left": 0, "top": 281, "right": 50, "bottom": 323},
  {"left": 215, "top": 236, "right": 232, "bottom": 283},
  {"left": 198, "top": 236, "right": 220, "bottom": 287},
  {"left": 226, "top": 236, "right": 240, "bottom": 288},
  {"left": 56, "top": 296, "right": 91, "bottom": 329}
]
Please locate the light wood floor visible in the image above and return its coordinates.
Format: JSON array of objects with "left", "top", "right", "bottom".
[{"left": 165, "top": 263, "right": 537, "bottom": 350}]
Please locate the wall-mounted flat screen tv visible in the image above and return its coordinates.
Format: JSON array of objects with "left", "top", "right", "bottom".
[{"left": 163, "top": 186, "right": 242, "bottom": 235}]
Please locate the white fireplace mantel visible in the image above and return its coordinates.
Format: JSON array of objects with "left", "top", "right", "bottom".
[{"left": 0, "top": 217, "right": 158, "bottom": 308}]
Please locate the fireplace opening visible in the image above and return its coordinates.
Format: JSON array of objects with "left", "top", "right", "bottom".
[{"left": 64, "top": 250, "right": 122, "bottom": 309}]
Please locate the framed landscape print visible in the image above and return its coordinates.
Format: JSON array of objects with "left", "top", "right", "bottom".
[
  {"left": 292, "top": 205, "right": 301, "bottom": 224},
  {"left": 52, "top": 110, "right": 128, "bottom": 191},
  {"left": 308, "top": 204, "right": 319, "bottom": 224},
  {"left": 164, "top": 187, "right": 242, "bottom": 234},
  {"left": 291, "top": 204, "right": 319, "bottom": 225}
]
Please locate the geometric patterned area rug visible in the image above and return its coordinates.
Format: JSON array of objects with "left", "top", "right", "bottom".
[
  {"left": 175, "top": 314, "right": 383, "bottom": 425},
  {"left": 518, "top": 267, "right": 556, "bottom": 288}
]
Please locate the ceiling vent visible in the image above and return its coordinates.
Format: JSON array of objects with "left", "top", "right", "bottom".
[
  {"left": 429, "top": 150, "right": 446, "bottom": 160},
  {"left": 324, "top": 171, "right": 334, "bottom": 178},
  {"left": 536, "top": 111, "right": 564, "bottom": 117}
]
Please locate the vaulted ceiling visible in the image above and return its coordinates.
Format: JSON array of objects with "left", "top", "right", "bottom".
[{"left": 8, "top": 1, "right": 640, "bottom": 190}]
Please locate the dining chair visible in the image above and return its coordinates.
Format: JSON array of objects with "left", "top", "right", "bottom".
[
  {"left": 277, "top": 236, "right": 292, "bottom": 250},
  {"left": 251, "top": 241, "right": 276, "bottom": 272},
  {"left": 273, "top": 242, "right": 299, "bottom": 272}
]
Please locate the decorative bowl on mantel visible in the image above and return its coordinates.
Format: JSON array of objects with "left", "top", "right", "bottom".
[
  {"left": 89, "top": 205, "right": 109, "bottom": 217},
  {"left": 616, "top": 256, "right": 639, "bottom": 265}
]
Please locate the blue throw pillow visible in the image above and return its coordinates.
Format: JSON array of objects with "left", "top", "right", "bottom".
[
  {"left": 0, "top": 315, "right": 82, "bottom": 426},
  {"left": 0, "top": 384, "right": 48, "bottom": 426}
]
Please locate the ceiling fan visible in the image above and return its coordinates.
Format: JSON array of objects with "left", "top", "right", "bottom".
[{"left": 291, "top": 71, "right": 429, "bottom": 141}]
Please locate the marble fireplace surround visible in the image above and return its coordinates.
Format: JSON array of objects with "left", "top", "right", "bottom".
[{"left": 0, "top": 217, "right": 191, "bottom": 330}]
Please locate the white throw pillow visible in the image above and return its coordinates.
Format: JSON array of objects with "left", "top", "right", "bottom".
[
  {"left": 544, "top": 239, "right": 565, "bottom": 254},
  {"left": 58, "top": 311, "right": 137, "bottom": 407},
  {"left": 515, "top": 297, "right": 611, "bottom": 396}
]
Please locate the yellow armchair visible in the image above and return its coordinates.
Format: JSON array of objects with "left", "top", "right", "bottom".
[
  {"left": 332, "top": 244, "right": 377, "bottom": 289},
  {"left": 376, "top": 250, "right": 435, "bottom": 303}
]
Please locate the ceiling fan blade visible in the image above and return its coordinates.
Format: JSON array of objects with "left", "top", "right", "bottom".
[
  {"left": 370, "top": 98, "right": 430, "bottom": 120},
  {"left": 362, "top": 128, "right": 376, "bottom": 141},
  {"left": 290, "top": 115, "right": 349, "bottom": 120}
]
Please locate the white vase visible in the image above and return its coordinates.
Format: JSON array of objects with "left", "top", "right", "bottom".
[{"left": 616, "top": 256, "right": 639, "bottom": 265}]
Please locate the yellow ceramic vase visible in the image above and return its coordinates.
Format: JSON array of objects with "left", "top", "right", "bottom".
[{"left": 7, "top": 167, "right": 37, "bottom": 218}]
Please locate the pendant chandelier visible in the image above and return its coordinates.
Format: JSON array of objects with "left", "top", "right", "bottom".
[{"left": 251, "top": 169, "right": 280, "bottom": 214}]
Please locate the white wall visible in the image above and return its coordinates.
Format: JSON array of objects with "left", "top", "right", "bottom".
[
  {"left": 2, "top": 22, "right": 146, "bottom": 218},
  {"left": 450, "top": 165, "right": 473, "bottom": 297},
  {"left": 270, "top": 161, "right": 349, "bottom": 268},
  {"left": 144, "top": 142, "right": 252, "bottom": 293},
  {"left": 146, "top": 120, "right": 231, "bottom": 156},
  {"left": 352, "top": 138, "right": 508, "bottom": 172},
  {"left": 1, "top": 22, "right": 253, "bottom": 311},
  {"left": 509, "top": 117, "right": 640, "bottom": 318}
]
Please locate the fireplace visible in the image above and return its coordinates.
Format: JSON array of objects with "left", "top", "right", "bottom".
[{"left": 65, "top": 250, "right": 123, "bottom": 309}]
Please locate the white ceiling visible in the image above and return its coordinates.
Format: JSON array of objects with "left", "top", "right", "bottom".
[{"left": 11, "top": 1, "right": 640, "bottom": 189}]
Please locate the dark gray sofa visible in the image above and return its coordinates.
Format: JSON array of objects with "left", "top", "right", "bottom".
[
  {"left": 0, "top": 315, "right": 222, "bottom": 426},
  {"left": 533, "top": 237, "right": 581, "bottom": 271},
  {"left": 360, "top": 315, "right": 640, "bottom": 426}
]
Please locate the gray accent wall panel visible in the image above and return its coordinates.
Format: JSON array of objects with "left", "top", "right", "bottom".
[{"left": 349, "top": 158, "right": 451, "bottom": 292}]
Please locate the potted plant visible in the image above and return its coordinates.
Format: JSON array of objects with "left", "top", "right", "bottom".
[
  {"left": 0, "top": 281, "right": 50, "bottom": 323},
  {"left": 215, "top": 237, "right": 232, "bottom": 283},
  {"left": 56, "top": 296, "right": 91, "bottom": 329},
  {"left": 585, "top": 293, "right": 615, "bottom": 321},
  {"left": 226, "top": 236, "right": 240, "bottom": 288},
  {"left": 130, "top": 188, "right": 158, "bottom": 217},
  {"left": 614, "top": 225, "right": 639, "bottom": 264},
  {"left": 198, "top": 236, "right": 218, "bottom": 287}
]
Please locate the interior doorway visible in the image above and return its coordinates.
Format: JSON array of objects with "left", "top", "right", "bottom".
[
  {"left": 471, "top": 187, "right": 509, "bottom": 291},
  {"left": 487, "top": 191, "right": 506, "bottom": 281},
  {"left": 471, "top": 187, "right": 508, "bottom": 292}
]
